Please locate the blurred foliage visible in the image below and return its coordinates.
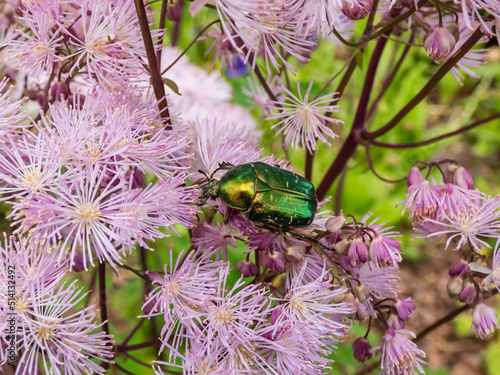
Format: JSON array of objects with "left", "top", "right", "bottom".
[{"left": 82, "top": 3, "right": 500, "bottom": 374}]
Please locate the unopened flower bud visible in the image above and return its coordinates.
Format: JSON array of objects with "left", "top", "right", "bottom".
[
  {"left": 336, "top": 238, "right": 351, "bottom": 255},
  {"left": 449, "top": 259, "right": 469, "bottom": 279},
  {"left": 407, "top": 166, "right": 424, "bottom": 187},
  {"left": 355, "top": 301, "right": 369, "bottom": 321},
  {"left": 237, "top": 259, "right": 259, "bottom": 277},
  {"left": 263, "top": 251, "right": 286, "bottom": 273},
  {"left": 142, "top": 294, "right": 159, "bottom": 315},
  {"left": 452, "top": 166, "right": 474, "bottom": 189},
  {"left": 166, "top": 2, "right": 182, "bottom": 21},
  {"left": 394, "top": 298, "right": 416, "bottom": 321},
  {"left": 50, "top": 81, "right": 70, "bottom": 101},
  {"left": 353, "top": 337, "right": 372, "bottom": 362},
  {"left": 125, "top": 168, "right": 145, "bottom": 189},
  {"left": 387, "top": 313, "right": 405, "bottom": 329},
  {"left": 285, "top": 244, "right": 305, "bottom": 263},
  {"left": 354, "top": 284, "right": 369, "bottom": 304},
  {"left": 348, "top": 238, "right": 369, "bottom": 264},
  {"left": 459, "top": 281, "right": 476, "bottom": 304},
  {"left": 330, "top": 291, "right": 347, "bottom": 304},
  {"left": 447, "top": 277, "right": 464, "bottom": 299},
  {"left": 342, "top": 0, "right": 372, "bottom": 20},
  {"left": 326, "top": 216, "right": 346, "bottom": 233},
  {"left": 424, "top": 26, "right": 456, "bottom": 60},
  {"left": 69, "top": 253, "right": 85, "bottom": 272}
]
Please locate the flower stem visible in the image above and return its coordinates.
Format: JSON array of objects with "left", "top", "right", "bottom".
[
  {"left": 171, "top": 0, "right": 185, "bottom": 46},
  {"left": 363, "top": 27, "right": 484, "bottom": 139},
  {"left": 368, "top": 113, "right": 500, "bottom": 148},
  {"left": 366, "top": 35, "right": 413, "bottom": 120},
  {"left": 98, "top": 262, "right": 110, "bottom": 371},
  {"left": 116, "top": 338, "right": 162, "bottom": 352},
  {"left": 133, "top": 0, "right": 171, "bottom": 128},
  {"left": 415, "top": 289, "right": 499, "bottom": 342},
  {"left": 317, "top": 33, "right": 389, "bottom": 200},
  {"left": 162, "top": 19, "right": 221, "bottom": 75}
]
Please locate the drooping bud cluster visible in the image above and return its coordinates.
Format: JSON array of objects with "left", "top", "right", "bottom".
[{"left": 403, "top": 162, "right": 500, "bottom": 339}]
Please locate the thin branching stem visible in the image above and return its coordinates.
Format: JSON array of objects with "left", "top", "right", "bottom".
[{"left": 369, "top": 113, "right": 500, "bottom": 149}]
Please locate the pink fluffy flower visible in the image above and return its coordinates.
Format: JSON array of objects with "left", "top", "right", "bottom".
[
  {"left": 9, "top": 11, "right": 62, "bottom": 78},
  {"left": 266, "top": 81, "right": 343, "bottom": 153},
  {"left": 372, "top": 328, "right": 427, "bottom": 375},
  {"left": 275, "top": 261, "right": 353, "bottom": 338},
  {"left": 471, "top": 302, "right": 499, "bottom": 339},
  {"left": 141, "top": 248, "right": 221, "bottom": 356},
  {"left": 425, "top": 195, "right": 500, "bottom": 251}
]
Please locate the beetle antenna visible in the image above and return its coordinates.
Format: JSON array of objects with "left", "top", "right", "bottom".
[{"left": 198, "top": 169, "right": 210, "bottom": 181}]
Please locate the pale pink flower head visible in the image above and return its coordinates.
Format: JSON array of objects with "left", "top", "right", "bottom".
[
  {"left": 141, "top": 247, "right": 221, "bottom": 352},
  {"left": 399, "top": 169, "right": 443, "bottom": 225},
  {"left": 471, "top": 302, "right": 499, "bottom": 339},
  {"left": 190, "top": 117, "right": 261, "bottom": 181},
  {"left": 266, "top": 81, "right": 343, "bottom": 154},
  {"left": 18, "top": 281, "right": 114, "bottom": 375},
  {"left": 9, "top": 11, "right": 62, "bottom": 79},
  {"left": 275, "top": 261, "right": 353, "bottom": 338},
  {"left": 203, "top": 267, "right": 271, "bottom": 352},
  {"left": 0, "top": 78, "right": 28, "bottom": 137},
  {"left": 372, "top": 328, "right": 427, "bottom": 375},
  {"left": 426, "top": 194, "right": 500, "bottom": 251}
]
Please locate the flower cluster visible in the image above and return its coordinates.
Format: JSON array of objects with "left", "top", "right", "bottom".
[
  {"left": 0, "top": 237, "right": 114, "bottom": 374},
  {"left": 402, "top": 162, "right": 500, "bottom": 339},
  {"left": 143, "top": 250, "right": 354, "bottom": 374}
]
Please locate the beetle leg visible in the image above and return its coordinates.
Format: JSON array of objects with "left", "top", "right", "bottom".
[
  {"left": 223, "top": 207, "right": 232, "bottom": 224},
  {"left": 197, "top": 196, "right": 208, "bottom": 206}
]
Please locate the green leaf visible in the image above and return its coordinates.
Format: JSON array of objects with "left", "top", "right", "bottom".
[{"left": 164, "top": 78, "right": 182, "bottom": 96}]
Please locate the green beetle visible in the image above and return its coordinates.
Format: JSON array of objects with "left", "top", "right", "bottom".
[{"left": 199, "top": 162, "right": 318, "bottom": 229}]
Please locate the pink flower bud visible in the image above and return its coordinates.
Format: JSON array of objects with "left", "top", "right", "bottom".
[
  {"left": 69, "top": 252, "right": 86, "bottom": 272},
  {"left": 353, "top": 337, "right": 372, "bottom": 362},
  {"left": 452, "top": 166, "right": 474, "bottom": 189},
  {"left": 459, "top": 281, "right": 476, "bottom": 304},
  {"left": 341, "top": 0, "right": 372, "bottom": 20},
  {"left": 447, "top": 277, "right": 464, "bottom": 299},
  {"left": 348, "top": 238, "right": 369, "bottom": 264},
  {"left": 394, "top": 297, "right": 416, "bottom": 321},
  {"left": 407, "top": 166, "right": 424, "bottom": 187},
  {"left": 263, "top": 251, "right": 286, "bottom": 273},
  {"left": 326, "top": 216, "right": 346, "bottom": 233},
  {"left": 167, "top": 2, "right": 182, "bottom": 22},
  {"left": 387, "top": 313, "right": 405, "bottom": 329},
  {"left": 355, "top": 301, "right": 369, "bottom": 321},
  {"left": 424, "top": 26, "right": 456, "bottom": 60},
  {"left": 336, "top": 238, "right": 351, "bottom": 255},
  {"left": 237, "top": 258, "right": 259, "bottom": 277},
  {"left": 354, "top": 284, "right": 369, "bottom": 303},
  {"left": 125, "top": 169, "right": 145, "bottom": 189},
  {"left": 50, "top": 81, "right": 70, "bottom": 101},
  {"left": 449, "top": 259, "right": 469, "bottom": 279},
  {"left": 285, "top": 244, "right": 305, "bottom": 263}
]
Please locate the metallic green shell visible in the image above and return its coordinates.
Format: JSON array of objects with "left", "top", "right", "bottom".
[
  {"left": 219, "top": 164, "right": 256, "bottom": 211},
  {"left": 219, "top": 162, "right": 317, "bottom": 228}
]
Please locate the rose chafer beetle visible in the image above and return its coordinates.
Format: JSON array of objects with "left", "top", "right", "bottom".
[{"left": 199, "top": 162, "right": 318, "bottom": 229}]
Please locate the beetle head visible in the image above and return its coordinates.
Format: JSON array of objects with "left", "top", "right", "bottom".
[{"left": 199, "top": 179, "right": 220, "bottom": 203}]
